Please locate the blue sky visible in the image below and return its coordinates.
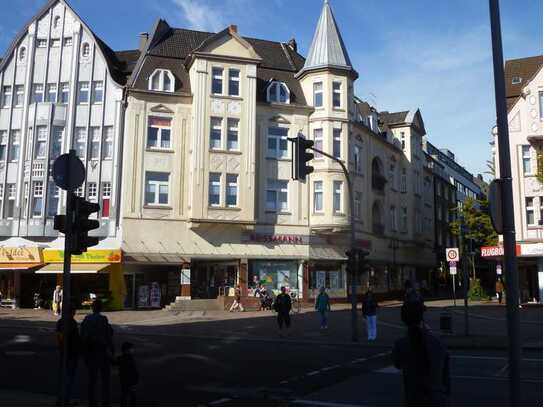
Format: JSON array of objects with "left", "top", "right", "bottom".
[{"left": 0, "top": 0, "right": 541, "bottom": 179}]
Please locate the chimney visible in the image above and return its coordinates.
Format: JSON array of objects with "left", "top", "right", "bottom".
[
  {"left": 287, "top": 38, "right": 297, "bottom": 52},
  {"left": 229, "top": 24, "right": 238, "bottom": 34},
  {"left": 139, "top": 32, "right": 149, "bottom": 51}
]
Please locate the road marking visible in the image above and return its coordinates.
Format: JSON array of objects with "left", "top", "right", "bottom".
[
  {"left": 208, "top": 398, "right": 231, "bottom": 405},
  {"left": 292, "top": 400, "right": 370, "bottom": 407},
  {"left": 321, "top": 364, "right": 341, "bottom": 371},
  {"left": 452, "top": 355, "right": 543, "bottom": 363},
  {"left": 495, "top": 363, "right": 509, "bottom": 377},
  {"left": 307, "top": 370, "right": 321, "bottom": 376}
]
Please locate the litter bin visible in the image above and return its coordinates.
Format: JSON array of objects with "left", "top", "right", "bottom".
[{"left": 440, "top": 308, "right": 452, "bottom": 334}]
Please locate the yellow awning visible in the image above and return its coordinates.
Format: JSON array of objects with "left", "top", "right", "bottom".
[
  {"left": 36, "top": 263, "right": 110, "bottom": 274},
  {"left": 0, "top": 263, "right": 43, "bottom": 270}
]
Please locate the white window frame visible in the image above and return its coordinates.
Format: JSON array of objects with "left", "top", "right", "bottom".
[
  {"left": 34, "top": 126, "right": 47, "bottom": 159},
  {"left": 90, "top": 127, "right": 101, "bottom": 160},
  {"left": 0, "top": 131, "right": 7, "bottom": 161},
  {"left": 78, "top": 82, "right": 89, "bottom": 104},
  {"left": 225, "top": 174, "right": 239, "bottom": 207},
  {"left": 148, "top": 69, "right": 174, "bottom": 92},
  {"left": 32, "top": 84, "right": 44, "bottom": 103},
  {"left": 333, "top": 128, "right": 341, "bottom": 159},
  {"left": 267, "top": 127, "right": 289, "bottom": 159},
  {"left": 314, "top": 181, "right": 323, "bottom": 213},
  {"left": 333, "top": 180, "right": 343, "bottom": 213},
  {"left": 211, "top": 67, "right": 224, "bottom": 95},
  {"left": 101, "top": 182, "right": 112, "bottom": 218},
  {"left": 102, "top": 127, "right": 114, "bottom": 159},
  {"left": 2, "top": 86, "right": 12, "bottom": 108},
  {"left": 209, "top": 173, "right": 221, "bottom": 207},
  {"left": 522, "top": 145, "right": 531, "bottom": 174},
  {"left": 6, "top": 184, "right": 16, "bottom": 219},
  {"left": 526, "top": 197, "right": 535, "bottom": 225},
  {"left": 313, "top": 81, "right": 323, "bottom": 108},
  {"left": 37, "top": 39, "right": 48, "bottom": 48},
  {"left": 74, "top": 127, "right": 87, "bottom": 160},
  {"left": 9, "top": 130, "right": 20, "bottom": 162},
  {"left": 147, "top": 117, "right": 172, "bottom": 150},
  {"left": 227, "top": 118, "right": 239, "bottom": 151},
  {"left": 81, "top": 42, "right": 91, "bottom": 58},
  {"left": 63, "top": 37, "right": 73, "bottom": 47},
  {"left": 32, "top": 181, "right": 44, "bottom": 218},
  {"left": 14, "top": 85, "right": 24, "bottom": 107},
  {"left": 87, "top": 182, "right": 98, "bottom": 200},
  {"left": 266, "top": 179, "right": 289, "bottom": 212},
  {"left": 314, "top": 128, "right": 323, "bottom": 158},
  {"left": 145, "top": 172, "right": 170, "bottom": 206},
  {"left": 210, "top": 117, "right": 223, "bottom": 150},
  {"left": 228, "top": 69, "right": 240, "bottom": 97},
  {"left": 92, "top": 81, "right": 104, "bottom": 104},
  {"left": 266, "top": 81, "right": 290, "bottom": 104},
  {"left": 60, "top": 82, "right": 69, "bottom": 104},
  {"left": 47, "top": 84, "right": 57, "bottom": 103},
  {"left": 332, "top": 81, "right": 342, "bottom": 108}
]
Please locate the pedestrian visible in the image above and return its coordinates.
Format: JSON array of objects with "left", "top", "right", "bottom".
[
  {"left": 403, "top": 280, "right": 422, "bottom": 304},
  {"left": 80, "top": 300, "right": 114, "bottom": 407},
  {"left": 229, "top": 285, "right": 244, "bottom": 312},
  {"left": 393, "top": 301, "right": 451, "bottom": 407},
  {"left": 362, "top": 289, "right": 378, "bottom": 341},
  {"left": 56, "top": 305, "right": 80, "bottom": 406},
  {"left": 495, "top": 278, "right": 504, "bottom": 304},
  {"left": 315, "top": 287, "right": 331, "bottom": 329},
  {"left": 53, "top": 285, "right": 63, "bottom": 316},
  {"left": 115, "top": 342, "right": 139, "bottom": 407},
  {"left": 274, "top": 286, "right": 292, "bottom": 336}
]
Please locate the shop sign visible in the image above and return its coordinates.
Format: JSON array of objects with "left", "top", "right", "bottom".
[
  {"left": 43, "top": 249, "right": 122, "bottom": 263},
  {"left": 0, "top": 246, "right": 41, "bottom": 263},
  {"left": 481, "top": 246, "right": 504, "bottom": 257},
  {"left": 481, "top": 245, "right": 522, "bottom": 257},
  {"left": 520, "top": 243, "right": 543, "bottom": 257},
  {"left": 245, "top": 233, "right": 307, "bottom": 244}
]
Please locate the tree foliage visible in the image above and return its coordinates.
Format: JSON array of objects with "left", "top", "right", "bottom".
[{"left": 450, "top": 197, "right": 498, "bottom": 248}]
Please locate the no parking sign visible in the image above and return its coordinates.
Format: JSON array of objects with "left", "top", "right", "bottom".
[{"left": 446, "top": 248, "right": 460, "bottom": 262}]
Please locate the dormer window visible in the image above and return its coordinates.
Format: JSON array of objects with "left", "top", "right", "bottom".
[
  {"left": 149, "top": 69, "right": 175, "bottom": 92},
  {"left": 512, "top": 76, "right": 522, "bottom": 85},
  {"left": 267, "top": 81, "right": 290, "bottom": 104}
]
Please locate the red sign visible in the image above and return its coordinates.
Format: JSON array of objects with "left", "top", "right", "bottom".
[
  {"left": 481, "top": 245, "right": 521, "bottom": 257},
  {"left": 248, "top": 234, "right": 305, "bottom": 244}
]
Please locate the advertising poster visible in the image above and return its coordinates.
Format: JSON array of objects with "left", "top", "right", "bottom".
[
  {"left": 150, "top": 282, "right": 161, "bottom": 308},
  {"left": 138, "top": 285, "right": 149, "bottom": 308}
]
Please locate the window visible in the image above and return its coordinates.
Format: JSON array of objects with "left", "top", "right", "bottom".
[
  {"left": 0, "top": 185, "right": 3, "bottom": 216},
  {"left": 400, "top": 168, "right": 407, "bottom": 193},
  {"left": 210, "top": 118, "right": 222, "bottom": 150},
  {"left": 333, "top": 128, "right": 341, "bottom": 159},
  {"left": 5, "top": 184, "right": 16, "bottom": 218},
  {"left": 0, "top": 131, "right": 7, "bottom": 161},
  {"left": 78, "top": 82, "right": 89, "bottom": 104},
  {"left": 47, "top": 183, "right": 59, "bottom": 217},
  {"left": 149, "top": 69, "right": 174, "bottom": 92},
  {"left": 81, "top": 42, "right": 90, "bottom": 58},
  {"left": 333, "top": 181, "right": 343, "bottom": 213},
  {"left": 212, "top": 67, "right": 223, "bottom": 94},
  {"left": 87, "top": 182, "right": 98, "bottom": 200},
  {"left": 32, "top": 181, "right": 44, "bottom": 217},
  {"left": 51, "top": 39, "right": 61, "bottom": 48},
  {"left": 227, "top": 119, "right": 239, "bottom": 151},
  {"left": 512, "top": 76, "right": 522, "bottom": 85},
  {"left": 32, "top": 84, "right": 44, "bottom": 103},
  {"left": 47, "top": 84, "right": 57, "bottom": 103},
  {"left": 14, "top": 85, "right": 24, "bottom": 107},
  {"left": 313, "top": 82, "right": 323, "bottom": 107},
  {"left": 332, "top": 81, "right": 341, "bottom": 108},
  {"left": 314, "top": 128, "right": 323, "bottom": 158},
  {"left": 92, "top": 81, "right": 103, "bottom": 104},
  {"left": 37, "top": 39, "right": 47, "bottom": 48},
  {"left": 353, "top": 145, "right": 361, "bottom": 172},
  {"left": 53, "top": 16, "right": 61, "bottom": 29},
  {"left": 400, "top": 132, "right": 406, "bottom": 150},
  {"left": 208, "top": 173, "right": 221, "bottom": 206},
  {"left": 60, "top": 83, "right": 69, "bottom": 104},
  {"left": 102, "top": 127, "right": 114, "bottom": 159},
  {"left": 101, "top": 182, "right": 111, "bottom": 218},
  {"left": 522, "top": 145, "right": 531, "bottom": 174},
  {"left": 526, "top": 197, "right": 535, "bottom": 225},
  {"left": 389, "top": 163, "right": 396, "bottom": 189},
  {"left": 314, "top": 181, "right": 323, "bottom": 212},
  {"left": 9, "top": 130, "right": 20, "bottom": 161},
  {"left": 267, "top": 127, "right": 288, "bottom": 158},
  {"left": 355, "top": 191, "right": 362, "bottom": 219},
  {"left": 34, "top": 126, "right": 47, "bottom": 159},
  {"left": 50, "top": 126, "right": 63, "bottom": 160},
  {"left": 63, "top": 37, "right": 72, "bottom": 47},
  {"left": 390, "top": 206, "right": 397, "bottom": 231},
  {"left": 148, "top": 117, "right": 172, "bottom": 149},
  {"left": 145, "top": 172, "right": 169, "bottom": 205},
  {"left": 266, "top": 179, "right": 289, "bottom": 212},
  {"left": 90, "top": 127, "right": 100, "bottom": 160},
  {"left": 74, "top": 127, "right": 86, "bottom": 160},
  {"left": 19, "top": 47, "right": 26, "bottom": 61},
  {"left": 226, "top": 174, "right": 238, "bottom": 207},
  {"left": 267, "top": 81, "right": 290, "bottom": 103},
  {"left": 400, "top": 206, "right": 408, "bottom": 232},
  {"left": 75, "top": 185, "right": 84, "bottom": 197},
  {"left": 26, "top": 127, "right": 33, "bottom": 161},
  {"left": 2, "top": 86, "right": 12, "bottom": 107},
  {"left": 228, "top": 69, "right": 240, "bottom": 96}
]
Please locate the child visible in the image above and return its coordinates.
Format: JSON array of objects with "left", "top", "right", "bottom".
[{"left": 116, "top": 342, "right": 139, "bottom": 407}]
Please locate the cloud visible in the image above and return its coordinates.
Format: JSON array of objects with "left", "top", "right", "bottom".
[{"left": 172, "top": 0, "right": 226, "bottom": 32}]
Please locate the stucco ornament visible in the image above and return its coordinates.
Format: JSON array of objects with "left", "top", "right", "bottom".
[
  {"left": 228, "top": 101, "right": 241, "bottom": 115},
  {"left": 211, "top": 100, "right": 224, "bottom": 114}
]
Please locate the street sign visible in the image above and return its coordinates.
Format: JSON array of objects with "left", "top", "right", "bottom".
[
  {"left": 449, "top": 266, "right": 457, "bottom": 275},
  {"left": 52, "top": 151, "right": 85, "bottom": 191},
  {"left": 449, "top": 261, "right": 457, "bottom": 267},
  {"left": 446, "top": 248, "right": 460, "bottom": 262}
]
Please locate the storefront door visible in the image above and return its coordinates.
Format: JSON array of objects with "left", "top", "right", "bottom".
[{"left": 191, "top": 262, "right": 238, "bottom": 299}]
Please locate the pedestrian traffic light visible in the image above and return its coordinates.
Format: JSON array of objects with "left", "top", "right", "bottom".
[
  {"left": 72, "top": 197, "right": 100, "bottom": 255},
  {"left": 291, "top": 135, "right": 314, "bottom": 181},
  {"left": 54, "top": 214, "right": 67, "bottom": 234},
  {"left": 345, "top": 249, "right": 357, "bottom": 273}
]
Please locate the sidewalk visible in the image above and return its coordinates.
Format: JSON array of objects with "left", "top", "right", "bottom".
[{"left": 0, "top": 389, "right": 117, "bottom": 407}]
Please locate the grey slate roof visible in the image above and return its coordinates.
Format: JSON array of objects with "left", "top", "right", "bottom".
[
  {"left": 379, "top": 111, "right": 409, "bottom": 126},
  {"left": 299, "top": 0, "right": 354, "bottom": 75},
  {"left": 504, "top": 54, "right": 543, "bottom": 112}
]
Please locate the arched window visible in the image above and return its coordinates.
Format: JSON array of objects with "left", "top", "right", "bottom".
[
  {"left": 149, "top": 69, "right": 175, "bottom": 92},
  {"left": 267, "top": 81, "right": 290, "bottom": 104},
  {"left": 81, "top": 42, "right": 90, "bottom": 58},
  {"left": 19, "top": 47, "right": 26, "bottom": 61},
  {"left": 372, "top": 201, "right": 384, "bottom": 235},
  {"left": 53, "top": 16, "right": 61, "bottom": 29}
]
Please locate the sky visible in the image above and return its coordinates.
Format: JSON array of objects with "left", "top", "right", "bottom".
[{"left": 0, "top": 0, "right": 541, "bottom": 179}]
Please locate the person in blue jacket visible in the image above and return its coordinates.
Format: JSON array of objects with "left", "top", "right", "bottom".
[{"left": 315, "top": 287, "right": 331, "bottom": 329}]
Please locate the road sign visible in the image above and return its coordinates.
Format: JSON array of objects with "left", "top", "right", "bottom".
[
  {"left": 52, "top": 151, "right": 85, "bottom": 191},
  {"left": 448, "top": 261, "right": 457, "bottom": 267},
  {"left": 446, "top": 248, "right": 460, "bottom": 262},
  {"left": 449, "top": 266, "right": 457, "bottom": 275}
]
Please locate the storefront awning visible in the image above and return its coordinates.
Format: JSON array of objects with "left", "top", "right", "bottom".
[
  {"left": 0, "top": 262, "right": 43, "bottom": 271},
  {"left": 35, "top": 263, "right": 110, "bottom": 274}
]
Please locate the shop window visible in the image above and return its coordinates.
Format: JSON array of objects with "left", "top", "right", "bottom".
[
  {"left": 267, "top": 127, "right": 288, "bottom": 159},
  {"left": 249, "top": 261, "right": 299, "bottom": 292},
  {"left": 102, "top": 127, "right": 114, "bottom": 159},
  {"left": 310, "top": 270, "right": 344, "bottom": 290},
  {"left": 145, "top": 172, "right": 169, "bottom": 206},
  {"left": 101, "top": 182, "right": 111, "bottom": 218}
]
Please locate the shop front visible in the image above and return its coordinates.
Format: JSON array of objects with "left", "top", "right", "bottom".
[
  {"left": 37, "top": 249, "right": 125, "bottom": 310},
  {"left": 306, "top": 261, "right": 346, "bottom": 300},
  {"left": 249, "top": 260, "right": 301, "bottom": 297},
  {"left": 0, "top": 246, "right": 44, "bottom": 308},
  {"left": 190, "top": 260, "right": 239, "bottom": 299}
]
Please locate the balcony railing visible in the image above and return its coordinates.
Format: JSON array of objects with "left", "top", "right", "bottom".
[
  {"left": 372, "top": 174, "right": 387, "bottom": 192},
  {"left": 372, "top": 223, "right": 385, "bottom": 236}
]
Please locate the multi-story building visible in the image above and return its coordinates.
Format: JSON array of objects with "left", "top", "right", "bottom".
[
  {"left": 489, "top": 53, "right": 543, "bottom": 303},
  {"left": 0, "top": 0, "right": 138, "bottom": 308},
  {"left": 121, "top": 1, "right": 436, "bottom": 308}
]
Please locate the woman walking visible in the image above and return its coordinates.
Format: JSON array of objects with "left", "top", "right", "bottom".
[
  {"left": 362, "top": 289, "right": 378, "bottom": 341},
  {"left": 393, "top": 301, "right": 451, "bottom": 406},
  {"left": 315, "top": 287, "right": 331, "bottom": 329},
  {"left": 52, "top": 285, "right": 63, "bottom": 316}
]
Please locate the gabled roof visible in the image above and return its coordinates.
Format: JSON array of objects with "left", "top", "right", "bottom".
[
  {"left": 379, "top": 111, "right": 409, "bottom": 126},
  {"left": 189, "top": 25, "right": 261, "bottom": 62},
  {"left": 298, "top": 0, "right": 355, "bottom": 78},
  {"left": 504, "top": 54, "right": 543, "bottom": 112}
]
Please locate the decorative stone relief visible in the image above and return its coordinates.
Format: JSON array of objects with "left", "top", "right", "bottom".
[
  {"left": 227, "top": 157, "right": 240, "bottom": 172},
  {"left": 228, "top": 101, "right": 241, "bottom": 115},
  {"left": 525, "top": 177, "right": 543, "bottom": 194},
  {"left": 208, "top": 210, "right": 240, "bottom": 221},
  {"left": 531, "top": 109, "right": 538, "bottom": 119},
  {"left": 210, "top": 155, "right": 226, "bottom": 171},
  {"left": 530, "top": 95, "right": 537, "bottom": 105},
  {"left": 531, "top": 122, "right": 539, "bottom": 132},
  {"left": 211, "top": 100, "right": 224, "bottom": 114},
  {"left": 509, "top": 112, "right": 521, "bottom": 132}
]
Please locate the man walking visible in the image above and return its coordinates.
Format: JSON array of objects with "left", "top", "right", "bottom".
[
  {"left": 315, "top": 287, "right": 331, "bottom": 329},
  {"left": 56, "top": 305, "right": 80, "bottom": 406},
  {"left": 496, "top": 277, "right": 504, "bottom": 304},
  {"left": 274, "top": 286, "right": 292, "bottom": 336},
  {"left": 80, "top": 300, "right": 114, "bottom": 407}
]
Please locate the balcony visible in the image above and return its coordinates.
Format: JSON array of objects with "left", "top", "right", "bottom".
[
  {"left": 372, "top": 174, "right": 387, "bottom": 192},
  {"left": 372, "top": 223, "right": 385, "bottom": 236}
]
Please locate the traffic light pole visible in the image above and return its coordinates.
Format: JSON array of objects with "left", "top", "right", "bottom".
[
  {"left": 488, "top": 1, "right": 522, "bottom": 405},
  {"left": 310, "top": 146, "right": 359, "bottom": 342}
]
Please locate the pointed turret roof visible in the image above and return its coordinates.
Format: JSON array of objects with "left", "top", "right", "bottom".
[{"left": 298, "top": 0, "right": 356, "bottom": 78}]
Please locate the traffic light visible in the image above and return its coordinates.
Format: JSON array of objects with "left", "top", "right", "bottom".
[
  {"left": 345, "top": 249, "right": 357, "bottom": 274},
  {"left": 292, "top": 135, "right": 314, "bottom": 181},
  {"left": 72, "top": 197, "right": 100, "bottom": 255}
]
